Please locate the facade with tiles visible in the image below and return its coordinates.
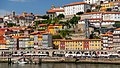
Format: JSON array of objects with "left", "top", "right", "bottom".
[
  {"left": 100, "top": 1, "right": 120, "bottom": 12},
  {"left": 79, "top": 12, "right": 120, "bottom": 27},
  {"left": 101, "top": 28, "right": 120, "bottom": 50},
  {"left": 38, "top": 24, "right": 63, "bottom": 35},
  {"left": 53, "top": 39, "right": 102, "bottom": 50},
  {"left": 112, "top": 28, "right": 120, "bottom": 50},
  {"left": 101, "top": 32, "right": 113, "bottom": 50},
  {"left": 64, "top": 2, "right": 90, "bottom": 18},
  {"left": 47, "top": 24, "right": 63, "bottom": 35}
]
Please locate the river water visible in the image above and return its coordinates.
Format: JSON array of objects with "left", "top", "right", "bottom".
[{"left": 0, "top": 63, "right": 120, "bottom": 68}]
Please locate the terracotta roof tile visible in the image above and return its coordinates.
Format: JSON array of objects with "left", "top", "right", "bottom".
[
  {"left": 64, "top": 2, "right": 87, "bottom": 7},
  {"left": 53, "top": 39, "right": 101, "bottom": 42},
  {"left": 89, "top": 18, "right": 102, "bottom": 20},
  {"left": 0, "top": 36, "right": 5, "bottom": 40},
  {"left": 103, "top": 20, "right": 116, "bottom": 22},
  {"left": 8, "top": 27, "right": 23, "bottom": 31},
  {"left": 103, "top": 12, "right": 120, "bottom": 14},
  {"left": 39, "top": 24, "right": 47, "bottom": 27},
  {"left": 0, "top": 31, "right": 5, "bottom": 35},
  {"left": 106, "top": 32, "right": 112, "bottom": 34},
  {"left": 115, "top": 28, "right": 120, "bottom": 30},
  {"left": 47, "top": 8, "right": 64, "bottom": 13},
  {"left": 49, "top": 24, "right": 62, "bottom": 26},
  {"left": 0, "top": 40, "right": 6, "bottom": 44},
  {"left": 84, "top": 12, "right": 101, "bottom": 14}
]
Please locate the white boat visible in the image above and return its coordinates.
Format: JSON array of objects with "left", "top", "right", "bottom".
[{"left": 17, "top": 61, "right": 27, "bottom": 64}]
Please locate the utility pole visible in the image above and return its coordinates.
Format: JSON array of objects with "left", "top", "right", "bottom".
[{"left": 85, "top": 19, "right": 90, "bottom": 39}]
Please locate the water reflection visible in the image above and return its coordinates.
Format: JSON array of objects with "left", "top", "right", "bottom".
[{"left": 1, "top": 63, "right": 120, "bottom": 68}]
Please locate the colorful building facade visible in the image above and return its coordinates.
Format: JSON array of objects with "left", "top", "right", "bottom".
[
  {"left": 53, "top": 39, "right": 102, "bottom": 50},
  {"left": 48, "top": 24, "right": 63, "bottom": 35}
]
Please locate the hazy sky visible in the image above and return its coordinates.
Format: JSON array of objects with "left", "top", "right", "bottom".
[{"left": 0, "top": 0, "right": 82, "bottom": 17}]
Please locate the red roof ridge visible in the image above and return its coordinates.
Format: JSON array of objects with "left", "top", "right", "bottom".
[{"left": 64, "top": 2, "right": 87, "bottom": 7}]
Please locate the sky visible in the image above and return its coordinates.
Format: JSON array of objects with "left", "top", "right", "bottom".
[{"left": 0, "top": 0, "right": 82, "bottom": 17}]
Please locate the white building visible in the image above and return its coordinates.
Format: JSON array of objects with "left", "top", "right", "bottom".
[
  {"left": 84, "top": 0, "right": 98, "bottom": 4},
  {"left": 101, "top": 28, "right": 120, "bottom": 50},
  {"left": 101, "top": 32, "right": 113, "bottom": 50},
  {"left": 64, "top": 2, "right": 90, "bottom": 18},
  {"left": 84, "top": 0, "right": 108, "bottom": 4},
  {"left": 112, "top": 28, "right": 120, "bottom": 50},
  {"left": 79, "top": 12, "right": 120, "bottom": 27}
]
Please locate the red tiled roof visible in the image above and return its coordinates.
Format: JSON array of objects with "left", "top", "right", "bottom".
[
  {"left": 0, "top": 28, "right": 7, "bottom": 31},
  {"left": 12, "top": 35, "right": 29, "bottom": 38},
  {"left": 31, "top": 31, "right": 48, "bottom": 35},
  {"left": 84, "top": 12, "right": 101, "bottom": 15},
  {"left": 101, "top": 31, "right": 113, "bottom": 36},
  {"left": 103, "top": 12, "right": 120, "bottom": 14},
  {"left": 115, "top": 28, "right": 120, "bottom": 30},
  {"left": 30, "top": 32, "right": 38, "bottom": 35},
  {"left": 8, "top": 27, "right": 23, "bottom": 31},
  {"left": 0, "top": 36, "right": 5, "bottom": 40},
  {"left": 47, "top": 8, "right": 64, "bottom": 13},
  {"left": 101, "top": 34, "right": 109, "bottom": 36},
  {"left": 106, "top": 31, "right": 112, "bottom": 34},
  {"left": 103, "top": 20, "right": 116, "bottom": 22},
  {"left": 64, "top": 2, "right": 87, "bottom": 7},
  {"left": 84, "top": 12, "right": 120, "bottom": 14},
  {"left": 0, "top": 40, "right": 6, "bottom": 44},
  {"left": 0, "top": 31, "right": 5, "bottom": 35},
  {"left": 89, "top": 18, "right": 102, "bottom": 20},
  {"left": 53, "top": 39, "right": 101, "bottom": 42},
  {"left": 49, "top": 24, "right": 62, "bottom": 26},
  {"left": 39, "top": 24, "right": 47, "bottom": 27},
  {"left": 26, "top": 28, "right": 32, "bottom": 30},
  {"left": 12, "top": 36, "right": 19, "bottom": 39}
]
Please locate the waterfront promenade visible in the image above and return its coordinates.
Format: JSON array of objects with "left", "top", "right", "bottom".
[
  {"left": 0, "top": 49, "right": 119, "bottom": 64},
  {"left": 0, "top": 56, "right": 120, "bottom": 64}
]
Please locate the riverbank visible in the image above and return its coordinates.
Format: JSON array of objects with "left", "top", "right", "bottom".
[
  {"left": 1, "top": 58, "right": 120, "bottom": 64},
  {"left": 41, "top": 58, "right": 120, "bottom": 64}
]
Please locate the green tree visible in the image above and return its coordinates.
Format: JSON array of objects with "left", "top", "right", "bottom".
[
  {"left": 41, "top": 15, "right": 49, "bottom": 20},
  {"left": 57, "top": 14, "right": 65, "bottom": 19},
  {"left": 59, "top": 29, "right": 69, "bottom": 39},
  {"left": 113, "top": 21, "right": 120, "bottom": 28},
  {"left": 69, "top": 16, "right": 80, "bottom": 27},
  {"left": 34, "top": 21, "right": 41, "bottom": 27},
  {"left": 7, "top": 23, "right": 16, "bottom": 27},
  {"left": 96, "top": 5, "right": 102, "bottom": 11},
  {"left": 76, "top": 12, "right": 84, "bottom": 15},
  {"left": 86, "top": 9, "right": 91, "bottom": 12},
  {"left": 42, "top": 19, "right": 52, "bottom": 25},
  {"left": 52, "top": 35, "right": 62, "bottom": 39},
  {"left": 52, "top": 18, "right": 59, "bottom": 25}
]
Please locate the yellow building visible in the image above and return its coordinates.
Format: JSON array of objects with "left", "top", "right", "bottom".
[
  {"left": 53, "top": 39, "right": 102, "bottom": 50},
  {"left": 53, "top": 39, "right": 83, "bottom": 50},
  {"left": 89, "top": 39, "right": 102, "bottom": 50},
  {"left": 53, "top": 39, "right": 61, "bottom": 49},
  {"left": 64, "top": 40, "right": 83, "bottom": 50},
  {"left": 48, "top": 24, "right": 63, "bottom": 35},
  {"left": 100, "top": 2, "right": 114, "bottom": 11}
]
